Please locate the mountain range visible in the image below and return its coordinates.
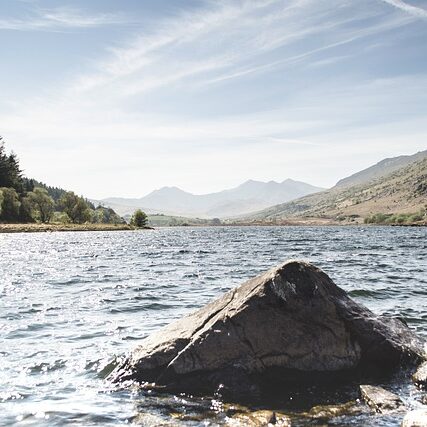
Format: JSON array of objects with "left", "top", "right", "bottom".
[
  {"left": 247, "top": 150, "right": 427, "bottom": 223},
  {"left": 97, "top": 149, "right": 427, "bottom": 223},
  {"left": 99, "top": 179, "right": 324, "bottom": 218}
]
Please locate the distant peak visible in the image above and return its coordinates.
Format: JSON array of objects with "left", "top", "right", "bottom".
[
  {"left": 158, "top": 186, "right": 185, "bottom": 192},
  {"left": 144, "top": 186, "right": 193, "bottom": 198}
]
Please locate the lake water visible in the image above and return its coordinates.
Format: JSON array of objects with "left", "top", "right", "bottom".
[{"left": 1, "top": 226, "right": 426, "bottom": 426}]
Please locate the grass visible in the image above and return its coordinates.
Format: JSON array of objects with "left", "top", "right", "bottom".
[{"left": 364, "top": 210, "right": 427, "bottom": 225}]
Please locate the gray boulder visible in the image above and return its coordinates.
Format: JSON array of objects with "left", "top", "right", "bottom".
[
  {"left": 359, "top": 385, "right": 404, "bottom": 413},
  {"left": 110, "top": 260, "right": 425, "bottom": 398}
]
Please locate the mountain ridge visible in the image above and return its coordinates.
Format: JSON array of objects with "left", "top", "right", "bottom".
[
  {"left": 246, "top": 151, "right": 427, "bottom": 223},
  {"left": 334, "top": 150, "right": 427, "bottom": 188},
  {"left": 99, "top": 178, "right": 324, "bottom": 218}
]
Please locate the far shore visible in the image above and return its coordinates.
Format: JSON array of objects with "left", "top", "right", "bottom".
[
  {"left": 0, "top": 223, "right": 139, "bottom": 233},
  {"left": 1, "top": 220, "right": 425, "bottom": 233}
]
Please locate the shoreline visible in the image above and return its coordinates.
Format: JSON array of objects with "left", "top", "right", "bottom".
[
  {"left": 0, "top": 223, "right": 137, "bottom": 233},
  {"left": 1, "top": 221, "right": 424, "bottom": 233}
]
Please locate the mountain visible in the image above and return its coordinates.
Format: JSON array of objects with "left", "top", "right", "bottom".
[
  {"left": 247, "top": 151, "right": 427, "bottom": 223},
  {"left": 100, "top": 179, "right": 324, "bottom": 218},
  {"left": 335, "top": 150, "right": 427, "bottom": 188}
]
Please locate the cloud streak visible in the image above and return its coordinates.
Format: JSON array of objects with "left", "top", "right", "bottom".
[
  {"left": 62, "top": 0, "right": 413, "bottom": 98},
  {"left": 1, "top": 0, "right": 426, "bottom": 197},
  {"left": 0, "top": 7, "right": 127, "bottom": 31},
  {"left": 381, "top": 0, "right": 427, "bottom": 19}
]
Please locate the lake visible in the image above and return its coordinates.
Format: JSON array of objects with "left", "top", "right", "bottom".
[{"left": 1, "top": 226, "right": 426, "bottom": 426}]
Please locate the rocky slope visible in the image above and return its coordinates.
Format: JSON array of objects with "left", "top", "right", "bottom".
[
  {"left": 247, "top": 154, "right": 427, "bottom": 223},
  {"left": 335, "top": 150, "right": 427, "bottom": 188}
]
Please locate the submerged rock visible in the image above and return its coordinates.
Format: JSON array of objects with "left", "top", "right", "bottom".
[
  {"left": 306, "top": 401, "right": 363, "bottom": 421},
  {"left": 110, "top": 260, "right": 425, "bottom": 398},
  {"left": 227, "top": 410, "right": 291, "bottom": 426},
  {"left": 401, "top": 409, "right": 427, "bottom": 427},
  {"left": 359, "top": 385, "right": 404, "bottom": 414}
]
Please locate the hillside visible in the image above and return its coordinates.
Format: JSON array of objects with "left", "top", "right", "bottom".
[
  {"left": 335, "top": 150, "right": 427, "bottom": 188},
  {"left": 248, "top": 154, "right": 427, "bottom": 224},
  {"left": 100, "top": 179, "right": 324, "bottom": 218}
]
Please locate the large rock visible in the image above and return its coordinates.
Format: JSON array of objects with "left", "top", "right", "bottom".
[
  {"left": 359, "top": 385, "right": 404, "bottom": 413},
  {"left": 110, "top": 260, "right": 425, "bottom": 398}
]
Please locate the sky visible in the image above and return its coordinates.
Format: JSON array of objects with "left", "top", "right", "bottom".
[{"left": 0, "top": 0, "right": 426, "bottom": 199}]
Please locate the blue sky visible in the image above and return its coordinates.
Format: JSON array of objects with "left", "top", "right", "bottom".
[{"left": 0, "top": 0, "right": 426, "bottom": 198}]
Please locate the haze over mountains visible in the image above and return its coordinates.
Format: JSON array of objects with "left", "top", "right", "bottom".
[{"left": 100, "top": 179, "right": 324, "bottom": 218}]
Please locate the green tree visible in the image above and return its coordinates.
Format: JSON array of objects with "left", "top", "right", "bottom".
[
  {"left": 26, "top": 187, "right": 55, "bottom": 223},
  {"left": 59, "top": 191, "right": 91, "bottom": 224},
  {"left": 18, "top": 196, "right": 34, "bottom": 223},
  {"left": 71, "top": 198, "right": 91, "bottom": 224},
  {"left": 92, "top": 208, "right": 105, "bottom": 224},
  {"left": 0, "top": 187, "right": 21, "bottom": 221},
  {"left": 131, "top": 209, "right": 148, "bottom": 228},
  {"left": 0, "top": 138, "right": 24, "bottom": 192}
]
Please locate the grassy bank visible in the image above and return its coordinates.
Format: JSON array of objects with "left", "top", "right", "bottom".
[
  {"left": 364, "top": 211, "right": 426, "bottom": 225},
  {"left": 0, "top": 223, "right": 137, "bottom": 233}
]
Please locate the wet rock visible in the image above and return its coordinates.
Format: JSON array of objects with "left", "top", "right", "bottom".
[
  {"left": 401, "top": 409, "right": 427, "bottom": 427},
  {"left": 360, "top": 385, "right": 404, "bottom": 413},
  {"left": 413, "top": 362, "right": 427, "bottom": 388},
  {"left": 131, "top": 412, "right": 177, "bottom": 426},
  {"left": 306, "top": 401, "right": 363, "bottom": 421},
  {"left": 227, "top": 410, "right": 291, "bottom": 426},
  {"left": 110, "top": 260, "right": 426, "bottom": 398}
]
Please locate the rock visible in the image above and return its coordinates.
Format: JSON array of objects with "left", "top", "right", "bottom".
[
  {"left": 227, "top": 410, "right": 291, "bottom": 426},
  {"left": 307, "top": 401, "right": 363, "bottom": 420},
  {"left": 401, "top": 409, "right": 427, "bottom": 427},
  {"left": 414, "top": 362, "right": 427, "bottom": 388},
  {"left": 131, "top": 412, "right": 177, "bottom": 426},
  {"left": 360, "top": 385, "right": 404, "bottom": 413},
  {"left": 110, "top": 260, "right": 426, "bottom": 398}
]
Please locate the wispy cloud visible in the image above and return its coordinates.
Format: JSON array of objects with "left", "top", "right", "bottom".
[
  {"left": 1, "top": 0, "right": 426, "bottom": 197},
  {"left": 63, "top": 0, "right": 413, "bottom": 98},
  {"left": 0, "top": 7, "right": 127, "bottom": 31},
  {"left": 381, "top": 0, "right": 427, "bottom": 19}
]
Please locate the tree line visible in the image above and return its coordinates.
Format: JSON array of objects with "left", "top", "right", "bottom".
[{"left": 0, "top": 137, "right": 124, "bottom": 225}]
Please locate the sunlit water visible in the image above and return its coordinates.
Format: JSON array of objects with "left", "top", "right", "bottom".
[{"left": 1, "top": 226, "right": 426, "bottom": 426}]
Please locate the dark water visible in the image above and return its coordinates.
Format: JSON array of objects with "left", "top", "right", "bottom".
[{"left": 1, "top": 226, "right": 426, "bottom": 426}]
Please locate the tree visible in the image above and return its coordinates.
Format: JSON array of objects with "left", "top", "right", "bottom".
[
  {"left": 92, "top": 206, "right": 124, "bottom": 225},
  {"left": 131, "top": 209, "right": 148, "bottom": 228},
  {"left": 71, "top": 197, "right": 91, "bottom": 224},
  {"left": 26, "top": 187, "right": 55, "bottom": 223},
  {"left": 18, "top": 196, "right": 34, "bottom": 223},
  {"left": 0, "top": 187, "right": 20, "bottom": 221},
  {"left": 59, "top": 191, "right": 91, "bottom": 224},
  {"left": 0, "top": 138, "right": 24, "bottom": 192}
]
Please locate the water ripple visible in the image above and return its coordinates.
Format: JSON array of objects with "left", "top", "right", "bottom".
[{"left": 0, "top": 226, "right": 426, "bottom": 426}]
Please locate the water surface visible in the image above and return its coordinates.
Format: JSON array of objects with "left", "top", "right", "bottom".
[{"left": 1, "top": 226, "right": 426, "bottom": 426}]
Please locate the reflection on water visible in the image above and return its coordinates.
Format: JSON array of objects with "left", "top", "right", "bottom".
[{"left": 1, "top": 226, "right": 426, "bottom": 426}]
